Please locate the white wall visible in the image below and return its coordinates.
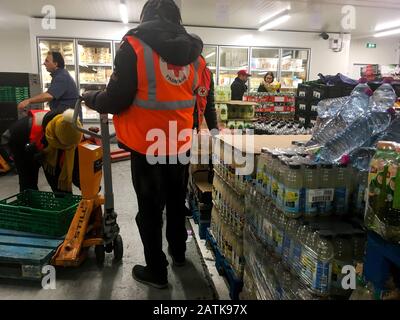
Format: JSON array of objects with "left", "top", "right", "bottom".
[
  {"left": 349, "top": 37, "right": 400, "bottom": 78},
  {"left": 0, "top": 29, "right": 34, "bottom": 73},
  {"left": 29, "top": 18, "right": 351, "bottom": 80}
]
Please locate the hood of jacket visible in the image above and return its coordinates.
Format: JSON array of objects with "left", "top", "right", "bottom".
[{"left": 125, "top": 19, "right": 202, "bottom": 66}]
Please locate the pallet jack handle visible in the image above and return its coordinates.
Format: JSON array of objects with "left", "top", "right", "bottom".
[{"left": 72, "top": 98, "right": 118, "bottom": 237}]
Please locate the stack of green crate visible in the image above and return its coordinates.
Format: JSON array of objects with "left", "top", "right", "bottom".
[{"left": 0, "top": 86, "right": 29, "bottom": 103}]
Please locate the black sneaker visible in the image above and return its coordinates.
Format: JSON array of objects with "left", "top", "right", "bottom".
[
  {"left": 132, "top": 265, "right": 168, "bottom": 289},
  {"left": 168, "top": 247, "right": 186, "bottom": 267}
]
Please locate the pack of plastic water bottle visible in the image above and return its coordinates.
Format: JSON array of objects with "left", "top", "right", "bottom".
[{"left": 308, "top": 78, "right": 397, "bottom": 163}]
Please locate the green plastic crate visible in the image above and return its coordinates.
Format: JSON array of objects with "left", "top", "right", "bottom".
[{"left": 0, "top": 190, "right": 81, "bottom": 237}]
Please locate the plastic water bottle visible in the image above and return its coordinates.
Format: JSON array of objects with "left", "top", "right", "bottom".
[
  {"left": 317, "top": 96, "right": 350, "bottom": 118},
  {"left": 274, "top": 210, "right": 288, "bottom": 257},
  {"left": 351, "top": 231, "right": 366, "bottom": 265},
  {"left": 310, "top": 81, "right": 372, "bottom": 146},
  {"left": 351, "top": 78, "right": 371, "bottom": 96},
  {"left": 312, "top": 234, "right": 334, "bottom": 296},
  {"left": 282, "top": 219, "right": 300, "bottom": 267},
  {"left": 370, "top": 79, "right": 397, "bottom": 112},
  {"left": 332, "top": 234, "right": 353, "bottom": 295},
  {"left": 340, "top": 80, "right": 372, "bottom": 125},
  {"left": 290, "top": 222, "right": 310, "bottom": 275},
  {"left": 319, "top": 112, "right": 391, "bottom": 163}
]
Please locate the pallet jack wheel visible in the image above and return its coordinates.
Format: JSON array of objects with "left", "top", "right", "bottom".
[
  {"left": 113, "top": 234, "right": 123, "bottom": 262},
  {"left": 95, "top": 245, "right": 105, "bottom": 264}
]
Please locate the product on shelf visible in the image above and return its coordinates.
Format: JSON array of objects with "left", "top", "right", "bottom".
[
  {"left": 253, "top": 146, "right": 364, "bottom": 219},
  {"left": 251, "top": 120, "right": 313, "bottom": 135},
  {"left": 215, "top": 86, "right": 231, "bottom": 102},
  {"left": 245, "top": 182, "right": 367, "bottom": 298}
]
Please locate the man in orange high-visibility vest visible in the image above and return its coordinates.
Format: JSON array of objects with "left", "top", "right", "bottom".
[{"left": 83, "top": 0, "right": 205, "bottom": 289}]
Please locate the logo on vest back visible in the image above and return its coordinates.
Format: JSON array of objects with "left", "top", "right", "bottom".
[
  {"left": 198, "top": 86, "right": 208, "bottom": 97},
  {"left": 160, "top": 57, "right": 190, "bottom": 86}
]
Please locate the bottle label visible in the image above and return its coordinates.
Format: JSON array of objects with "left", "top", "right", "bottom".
[
  {"left": 284, "top": 188, "right": 301, "bottom": 214},
  {"left": 312, "top": 260, "right": 332, "bottom": 295},
  {"left": 301, "top": 249, "right": 315, "bottom": 284},
  {"left": 317, "top": 189, "right": 335, "bottom": 215},
  {"left": 291, "top": 242, "right": 302, "bottom": 274},
  {"left": 305, "top": 189, "right": 324, "bottom": 215},
  {"left": 335, "top": 187, "right": 349, "bottom": 214},
  {"left": 277, "top": 182, "right": 285, "bottom": 209},
  {"left": 308, "top": 189, "right": 334, "bottom": 203}
]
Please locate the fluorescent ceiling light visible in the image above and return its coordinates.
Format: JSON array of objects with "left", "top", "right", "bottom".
[
  {"left": 259, "top": 7, "right": 291, "bottom": 24},
  {"left": 205, "top": 52, "right": 216, "bottom": 59},
  {"left": 259, "top": 14, "right": 290, "bottom": 32},
  {"left": 375, "top": 20, "right": 400, "bottom": 32},
  {"left": 119, "top": 0, "right": 129, "bottom": 24},
  {"left": 374, "top": 28, "right": 400, "bottom": 38}
]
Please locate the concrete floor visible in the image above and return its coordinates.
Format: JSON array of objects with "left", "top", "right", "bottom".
[{"left": 0, "top": 159, "right": 217, "bottom": 300}]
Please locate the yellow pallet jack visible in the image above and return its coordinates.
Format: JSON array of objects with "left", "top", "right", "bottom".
[{"left": 52, "top": 98, "right": 123, "bottom": 266}]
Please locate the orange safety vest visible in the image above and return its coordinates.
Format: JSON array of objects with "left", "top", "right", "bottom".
[
  {"left": 113, "top": 35, "right": 207, "bottom": 156},
  {"left": 195, "top": 65, "right": 212, "bottom": 128},
  {"left": 28, "top": 109, "right": 48, "bottom": 151}
]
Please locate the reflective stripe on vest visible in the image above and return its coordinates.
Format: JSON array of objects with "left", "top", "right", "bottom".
[
  {"left": 135, "top": 98, "right": 196, "bottom": 110},
  {"left": 29, "top": 109, "right": 48, "bottom": 151}
]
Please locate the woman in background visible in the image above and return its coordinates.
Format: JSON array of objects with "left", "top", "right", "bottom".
[{"left": 258, "top": 72, "right": 281, "bottom": 93}]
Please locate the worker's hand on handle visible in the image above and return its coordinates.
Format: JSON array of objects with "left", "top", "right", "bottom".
[
  {"left": 17, "top": 99, "right": 30, "bottom": 111},
  {"left": 82, "top": 90, "right": 100, "bottom": 110}
]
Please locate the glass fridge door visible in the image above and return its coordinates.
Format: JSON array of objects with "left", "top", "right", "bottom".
[
  {"left": 218, "top": 46, "right": 249, "bottom": 86},
  {"left": 279, "top": 49, "right": 309, "bottom": 92},
  {"left": 78, "top": 40, "right": 113, "bottom": 121},
  {"left": 203, "top": 45, "right": 217, "bottom": 84},
  {"left": 38, "top": 39, "right": 77, "bottom": 110},
  {"left": 250, "top": 48, "right": 279, "bottom": 92}
]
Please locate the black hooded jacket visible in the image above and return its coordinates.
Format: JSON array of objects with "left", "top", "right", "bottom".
[{"left": 85, "top": 20, "right": 204, "bottom": 115}]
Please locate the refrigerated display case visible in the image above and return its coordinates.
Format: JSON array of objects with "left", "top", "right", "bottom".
[
  {"left": 249, "top": 48, "right": 279, "bottom": 92},
  {"left": 77, "top": 40, "right": 113, "bottom": 120},
  {"left": 279, "top": 49, "right": 309, "bottom": 92},
  {"left": 38, "top": 39, "right": 77, "bottom": 110},
  {"left": 218, "top": 46, "right": 249, "bottom": 86},
  {"left": 203, "top": 45, "right": 217, "bottom": 84}
]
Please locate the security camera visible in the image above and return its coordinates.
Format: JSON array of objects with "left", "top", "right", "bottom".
[{"left": 320, "top": 32, "right": 330, "bottom": 40}]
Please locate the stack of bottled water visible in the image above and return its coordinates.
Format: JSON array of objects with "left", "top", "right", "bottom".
[
  {"left": 253, "top": 120, "right": 313, "bottom": 135},
  {"left": 311, "top": 79, "right": 397, "bottom": 163}
]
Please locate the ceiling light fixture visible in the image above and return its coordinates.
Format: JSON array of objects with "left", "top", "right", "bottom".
[
  {"left": 374, "top": 28, "right": 400, "bottom": 38},
  {"left": 259, "top": 6, "right": 291, "bottom": 24},
  {"left": 259, "top": 9, "right": 291, "bottom": 32},
  {"left": 205, "top": 52, "right": 216, "bottom": 59},
  {"left": 375, "top": 20, "right": 400, "bottom": 32},
  {"left": 119, "top": 0, "right": 129, "bottom": 24}
]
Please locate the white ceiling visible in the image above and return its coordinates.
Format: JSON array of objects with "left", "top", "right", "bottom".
[{"left": 1, "top": 0, "right": 400, "bottom": 38}]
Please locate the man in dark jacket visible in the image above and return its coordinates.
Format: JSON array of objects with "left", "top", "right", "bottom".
[
  {"left": 230, "top": 70, "right": 251, "bottom": 101},
  {"left": 83, "top": 0, "right": 204, "bottom": 289}
]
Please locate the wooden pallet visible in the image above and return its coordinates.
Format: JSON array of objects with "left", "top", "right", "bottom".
[{"left": 0, "top": 228, "right": 63, "bottom": 280}]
